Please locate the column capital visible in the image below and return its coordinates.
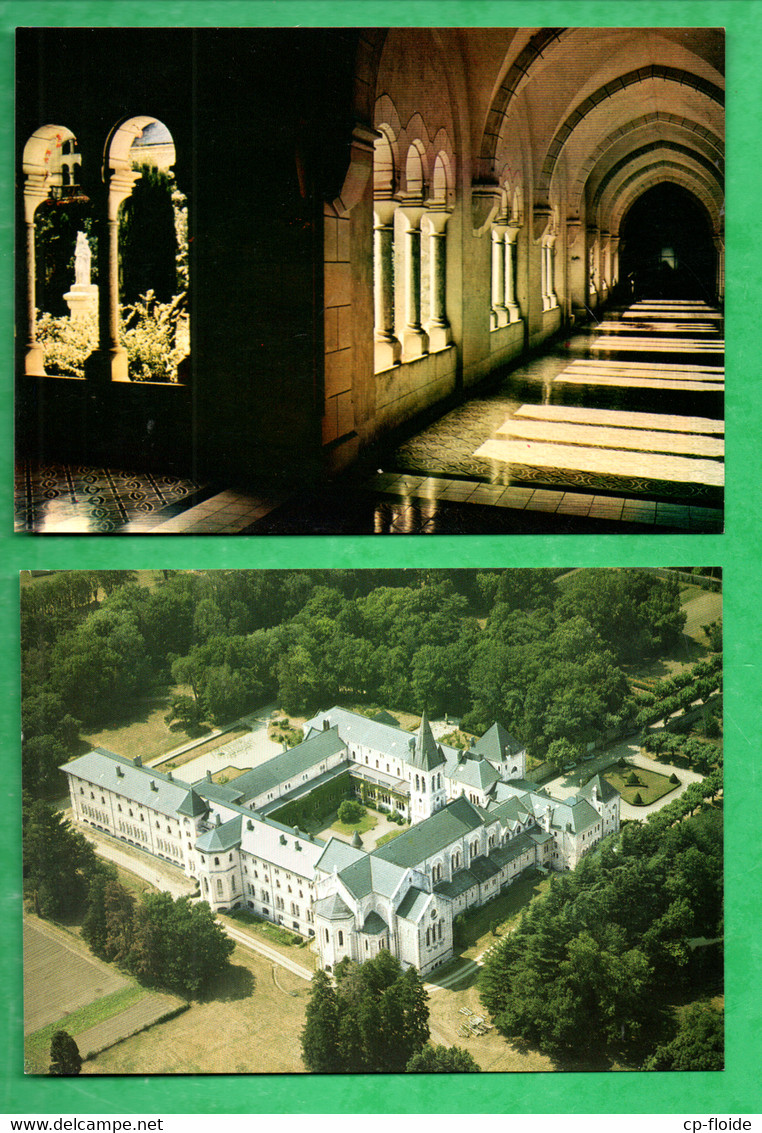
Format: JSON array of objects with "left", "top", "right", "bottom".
[
  {"left": 373, "top": 198, "right": 399, "bottom": 227},
  {"left": 471, "top": 182, "right": 501, "bottom": 235},
  {"left": 396, "top": 202, "right": 426, "bottom": 228},
  {"left": 423, "top": 206, "right": 451, "bottom": 234}
]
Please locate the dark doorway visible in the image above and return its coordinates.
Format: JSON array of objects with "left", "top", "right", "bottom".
[{"left": 619, "top": 183, "right": 717, "bottom": 302}]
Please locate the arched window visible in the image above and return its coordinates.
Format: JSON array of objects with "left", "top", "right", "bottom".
[
  {"left": 95, "top": 114, "right": 189, "bottom": 382},
  {"left": 338, "top": 930, "right": 344, "bottom": 947}
]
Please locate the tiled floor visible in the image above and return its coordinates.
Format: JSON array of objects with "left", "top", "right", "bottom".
[{"left": 15, "top": 299, "right": 724, "bottom": 534}]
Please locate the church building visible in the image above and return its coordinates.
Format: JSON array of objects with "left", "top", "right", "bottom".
[{"left": 62, "top": 709, "right": 620, "bottom": 975}]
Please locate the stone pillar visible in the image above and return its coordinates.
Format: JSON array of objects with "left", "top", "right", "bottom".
[
  {"left": 373, "top": 199, "right": 401, "bottom": 372},
  {"left": 713, "top": 235, "right": 725, "bottom": 301},
  {"left": 85, "top": 169, "right": 140, "bottom": 382},
  {"left": 398, "top": 205, "right": 429, "bottom": 360},
  {"left": 504, "top": 226, "right": 521, "bottom": 322},
  {"left": 23, "top": 186, "right": 49, "bottom": 377},
  {"left": 546, "top": 236, "right": 557, "bottom": 309},
  {"left": 424, "top": 207, "right": 451, "bottom": 351},
  {"left": 490, "top": 224, "right": 508, "bottom": 329},
  {"left": 587, "top": 226, "right": 600, "bottom": 308},
  {"left": 599, "top": 231, "right": 610, "bottom": 296},
  {"left": 609, "top": 236, "right": 620, "bottom": 288},
  {"left": 566, "top": 217, "right": 586, "bottom": 318}
]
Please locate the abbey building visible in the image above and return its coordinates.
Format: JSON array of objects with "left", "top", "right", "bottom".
[{"left": 63, "top": 709, "right": 619, "bottom": 975}]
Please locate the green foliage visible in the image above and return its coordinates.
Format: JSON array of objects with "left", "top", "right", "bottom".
[
  {"left": 302, "top": 951, "right": 429, "bottom": 1073},
  {"left": 479, "top": 810, "right": 723, "bottom": 1063},
  {"left": 633, "top": 791, "right": 644, "bottom": 805},
  {"left": 121, "top": 291, "right": 187, "bottom": 382},
  {"left": 119, "top": 165, "right": 178, "bottom": 304},
  {"left": 22, "top": 796, "right": 97, "bottom": 920},
  {"left": 626, "top": 770, "right": 641, "bottom": 786},
  {"left": 338, "top": 799, "right": 365, "bottom": 824},
  {"left": 49, "top": 1030, "right": 82, "bottom": 1076},
  {"left": 126, "top": 892, "right": 234, "bottom": 997},
  {"left": 35, "top": 310, "right": 97, "bottom": 376},
  {"left": 406, "top": 1044, "right": 480, "bottom": 1072},
  {"left": 35, "top": 200, "right": 98, "bottom": 315},
  {"left": 643, "top": 1004, "right": 723, "bottom": 1071}
]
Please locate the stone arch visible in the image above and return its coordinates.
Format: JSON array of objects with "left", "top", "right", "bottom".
[
  {"left": 479, "top": 28, "right": 571, "bottom": 166},
  {"left": 402, "top": 136, "right": 429, "bottom": 199},
  {"left": 603, "top": 161, "right": 723, "bottom": 236},
  {"left": 21, "top": 124, "right": 86, "bottom": 375},
  {"left": 374, "top": 126, "right": 397, "bottom": 199},
  {"left": 570, "top": 112, "right": 724, "bottom": 218},
  {"left": 590, "top": 140, "right": 723, "bottom": 213},
  {"left": 537, "top": 66, "right": 724, "bottom": 198}
]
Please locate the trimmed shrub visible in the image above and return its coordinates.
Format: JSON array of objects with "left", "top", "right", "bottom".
[{"left": 337, "top": 799, "right": 365, "bottom": 824}]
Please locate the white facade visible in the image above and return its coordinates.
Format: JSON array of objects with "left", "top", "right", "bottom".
[{"left": 62, "top": 709, "right": 619, "bottom": 974}]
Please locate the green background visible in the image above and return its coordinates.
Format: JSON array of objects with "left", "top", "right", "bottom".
[{"left": 2, "top": 0, "right": 760, "bottom": 1114}]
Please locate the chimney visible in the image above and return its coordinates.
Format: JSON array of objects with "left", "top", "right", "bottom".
[{"left": 206, "top": 770, "right": 212, "bottom": 781}]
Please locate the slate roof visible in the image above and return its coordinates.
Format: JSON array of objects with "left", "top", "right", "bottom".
[
  {"left": 196, "top": 813, "right": 243, "bottom": 853},
  {"left": 468, "top": 854, "right": 502, "bottom": 884},
  {"left": 434, "top": 868, "right": 479, "bottom": 900},
  {"left": 211, "top": 726, "right": 346, "bottom": 804},
  {"left": 362, "top": 911, "right": 389, "bottom": 935},
  {"left": 176, "top": 787, "right": 209, "bottom": 818},
  {"left": 444, "top": 753, "right": 499, "bottom": 791},
  {"left": 63, "top": 748, "right": 193, "bottom": 818},
  {"left": 396, "top": 886, "right": 432, "bottom": 922},
  {"left": 314, "top": 893, "right": 354, "bottom": 921},
  {"left": 372, "top": 796, "right": 491, "bottom": 869},
  {"left": 315, "top": 838, "right": 366, "bottom": 876},
  {"left": 578, "top": 773, "right": 620, "bottom": 805},
  {"left": 489, "top": 782, "right": 603, "bottom": 835},
  {"left": 472, "top": 722, "right": 524, "bottom": 763},
  {"left": 410, "top": 711, "right": 446, "bottom": 771},
  {"left": 338, "top": 854, "right": 407, "bottom": 901}
]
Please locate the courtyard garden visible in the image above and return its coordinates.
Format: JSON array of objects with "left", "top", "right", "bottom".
[{"left": 603, "top": 762, "right": 678, "bottom": 806}]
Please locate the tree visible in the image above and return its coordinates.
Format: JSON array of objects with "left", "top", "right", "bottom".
[
  {"left": 22, "top": 796, "right": 97, "bottom": 920},
  {"left": 644, "top": 1004, "right": 724, "bottom": 1071},
  {"left": 49, "top": 1030, "right": 82, "bottom": 1076},
  {"left": 338, "top": 799, "right": 364, "bottom": 824},
  {"left": 127, "top": 893, "right": 234, "bottom": 996},
  {"left": 406, "top": 1043, "right": 480, "bottom": 1072},
  {"left": 301, "top": 969, "right": 341, "bottom": 1072}
]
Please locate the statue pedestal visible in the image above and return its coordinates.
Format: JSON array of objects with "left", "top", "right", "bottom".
[{"left": 64, "top": 283, "right": 98, "bottom": 321}]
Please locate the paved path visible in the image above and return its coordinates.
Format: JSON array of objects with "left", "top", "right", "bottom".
[
  {"left": 160, "top": 703, "right": 285, "bottom": 783},
  {"left": 222, "top": 922, "right": 314, "bottom": 982},
  {"left": 543, "top": 735, "right": 704, "bottom": 820},
  {"left": 80, "top": 824, "right": 196, "bottom": 899}
]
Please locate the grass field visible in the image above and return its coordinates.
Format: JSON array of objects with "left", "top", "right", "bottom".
[
  {"left": 332, "top": 809, "right": 378, "bottom": 837},
  {"left": 81, "top": 943, "right": 309, "bottom": 1074},
  {"left": 458, "top": 872, "right": 553, "bottom": 959},
  {"left": 604, "top": 764, "right": 677, "bottom": 805},
  {"left": 375, "top": 829, "right": 403, "bottom": 847}
]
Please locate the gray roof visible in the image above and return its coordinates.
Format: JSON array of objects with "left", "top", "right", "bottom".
[
  {"left": 444, "top": 753, "right": 499, "bottom": 791},
  {"left": 410, "top": 711, "right": 446, "bottom": 771},
  {"left": 196, "top": 814, "right": 243, "bottom": 853},
  {"left": 434, "top": 868, "right": 480, "bottom": 900},
  {"left": 177, "top": 787, "right": 208, "bottom": 818},
  {"left": 315, "top": 838, "right": 366, "bottom": 875},
  {"left": 372, "top": 796, "right": 491, "bottom": 869},
  {"left": 472, "top": 722, "right": 524, "bottom": 763},
  {"left": 63, "top": 748, "right": 193, "bottom": 819},
  {"left": 211, "top": 726, "right": 346, "bottom": 805},
  {"left": 314, "top": 893, "right": 354, "bottom": 921},
  {"left": 490, "top": 781, "right": 602, "bottom": 835},
  {"left": 396, "top": 886, "right": 432, "bottom": 922},
  {"left": 338, "top": 854, "right": 406, "bottom": 901},
  {"left": 362, "top": 911, "right": 389, "bottom": 935},
  {"left": 578, "top": 773, "right": 620, "bottom": 805}
]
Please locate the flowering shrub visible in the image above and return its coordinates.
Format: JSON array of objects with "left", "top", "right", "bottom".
[
  {"left": 36, "top": 291, "right": 187, "bottom": 382},
  {"left": 35, "top": 310, "right": 97, "bottom": 377},
  {"left": 121, "top": 291, "right": 186, "bottom": 382}
]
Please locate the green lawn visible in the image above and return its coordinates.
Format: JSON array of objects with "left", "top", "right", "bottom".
[
  {"left": 604, "top": 764, "right": 678, "bottom": 805},
  {"left": 374, "top": 829, "right": 403, "bottom": 847},
  {"left": 24, "top": 986, "right": 146, "bottom": 1074},
  {"left": 460, "top": 871, "right": 553, "bottom": 959},
  {"left": 332, "top": 810, "right": 378, "bottom": 837}
]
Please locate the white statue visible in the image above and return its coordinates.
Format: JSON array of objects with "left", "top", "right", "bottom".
[{"left": 74, "top": 231, "right": 91, "bottom": 286}]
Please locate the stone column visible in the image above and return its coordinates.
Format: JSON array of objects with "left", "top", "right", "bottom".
[
  {"left": 373, "top": 199, "right": 401, "bottom": 371},
  {"left": 490, "top": 224, "right": 507, "bottom": 329},
  {"left": 23, "top": 185, "right": 49, "bottom": 377},
  {"left": 85, "top": 168, "right": 140, "bottom": 382},
  {"left": 397, "top": 205, "right": 429, "bottom": 360},
  {"left": 546, "top": 236, "right": 557, "bottom": 309},
  {"left": 609, "top": 236, "right": 620, "bottom": 288},
  {"left": 504, "top": 225, "right": 521, "bottom": 322},
  {"left": 713, "top": 235, "right": 725, "bottom": 301},
  {"left": 587, "top": 226, "right": 600, "bottom": 308},
  {"left": 424, "top": 206, "right": 451, "bottom": 351},
  {"left": 599, "top": 231, "right": 610, "bottom": 296},
  {"left": 566, "top": 217, "right": 586, "bottom": 319}
]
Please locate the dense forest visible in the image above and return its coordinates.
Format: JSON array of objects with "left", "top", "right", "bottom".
[{"left": 21, "top": 568, "right": 693, "bottom": 798}]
